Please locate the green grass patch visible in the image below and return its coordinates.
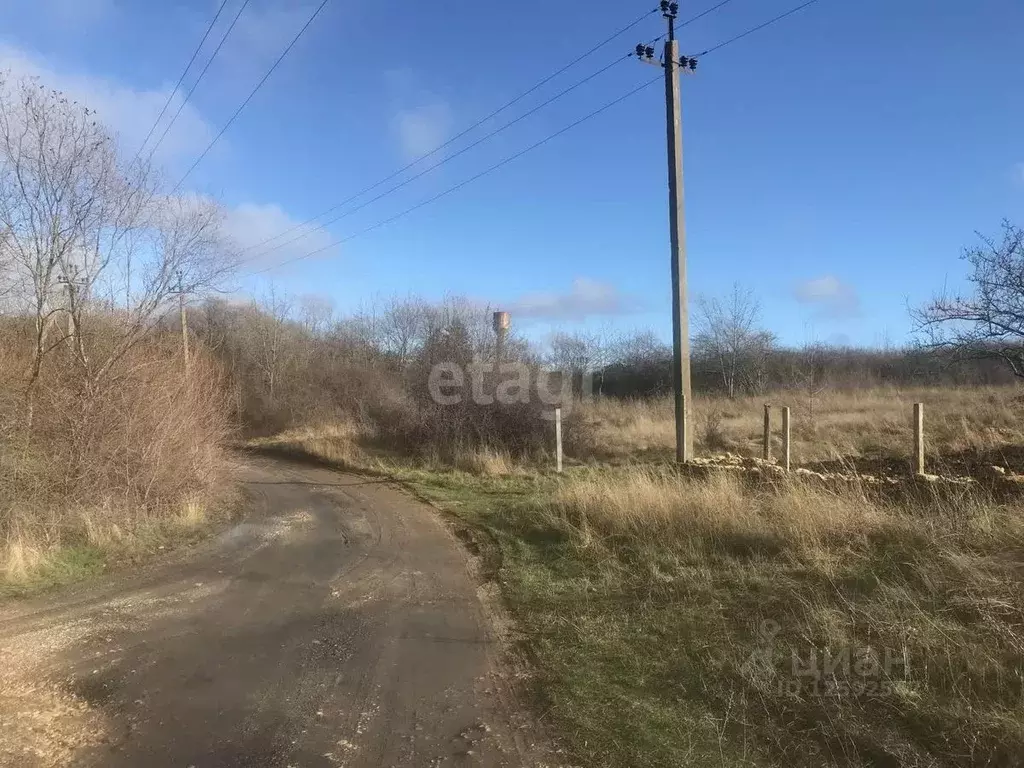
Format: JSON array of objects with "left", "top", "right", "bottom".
[
  {"left": 400, "top": 467, "right": 1024, "bottom": 768},
  {"left": 0, "top": 499, "right": 235, "bottom": 600},
  {"left": 0, "top": 544, "right": 109, "bottom": 598}
]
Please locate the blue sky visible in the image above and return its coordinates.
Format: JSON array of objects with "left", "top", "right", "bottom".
[{"left": 1, "top": 0, "right": 1022, "bottom": 347}]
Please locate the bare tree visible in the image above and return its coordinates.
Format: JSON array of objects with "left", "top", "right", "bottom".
[
  {"left": 421, "top": 295, "right": 495, "bottom": 358},
  {"left": 694, "top": 284, "right": 776, "bottom": 398},
  {"left": 298, "top": 293, "right": 335, "bottom": 336},
  {"left": 0, "top": 75, "right": 235, "bottom": 421},
  {"left": 548, "top": 330, "right": 600, "bottom": 395},
  {"left": 912, "top": 221, "right": 1024, "bottom": 377},
  {"left": 792, "top": 341, "right": 830, "bottom": 421},
  {"left": 379, "top": 295, "right": 426, "bottom": 364},
  {"left": 253, "top": 287, "right": 292, "bottom": 404},
  {"left": 610, "top": 329, "right": 672, "bottom": 368}
]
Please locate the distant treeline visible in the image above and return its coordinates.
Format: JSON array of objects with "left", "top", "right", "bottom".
[
  {"left": 178, "top": 294, "right": 1020, "bottom": 433},
  {"left": 597, "top": 344, "right": 1019, "bottom": 399}
]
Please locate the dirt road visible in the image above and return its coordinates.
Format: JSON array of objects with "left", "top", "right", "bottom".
[{"left": 0, "top": 456, "right": 544, "bottom": 767}]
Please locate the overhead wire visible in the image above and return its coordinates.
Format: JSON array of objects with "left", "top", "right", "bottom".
[
  {"left": 249, "top": 75, "right": 664, "bottom": 275},
  {"left": 694, "top": 0, "right": 821, "bottom": 57},
  {"left": 144, "top": 0, "right": 253, "bottom": 167},
  {"left": 241, "top": 5, "right": 663, "bottom": 255},
  {"left": 683, "top": 0, "right": 740, "bottom": 31},
  {"left": 131, "top": 0, "right": 233, "bottom": 164},
  {"left": 246, "top": 0, "right": 739, "bottom": 258},
  {"left": 247, "top": 0, "right": 822, "bottom": 276},
  {"left": 246, "top": 54, "right": 631, "bottom": 263},
  {"left": 171, "top": 0, "right": 332, "bottom": 192}
]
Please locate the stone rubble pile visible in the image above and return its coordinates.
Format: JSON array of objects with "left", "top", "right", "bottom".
[{"left": 679, "top": 453, "right": 1023, "bottom": 491}]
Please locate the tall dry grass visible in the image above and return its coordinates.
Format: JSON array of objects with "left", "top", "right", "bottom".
[
  {"left": 521, "top": 466, "right": 1024, "bottom": 765},
  {"left": 579, "top": 385, "right": 1024, "bottom": 471},
  {"left": 0, "top": 328, "right": 233, "bottom": 581},
  {"left": 254, "top": 416, "right": 524, "bottom": 478},
  {"left": 549, "top": 468, "right": 888, "bottom": 552}
]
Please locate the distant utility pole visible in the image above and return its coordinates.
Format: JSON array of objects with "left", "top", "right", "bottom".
[
  {"left": 176, "top": 271, "right": 190, "bottom": 378},
  {"left": 56, "top": 271, "right": 86, "bottom": 352},
  {"left": 636, "top": 0, "right": 698, "bottom": 462}
]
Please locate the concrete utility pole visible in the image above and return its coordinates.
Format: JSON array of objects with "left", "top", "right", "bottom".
[
  {"left": 56, "top": 272, "right": 84, "bottom": 351},
  {"left": 637, "top": 1, "right": 697, "bottom": 462},
  {"left": 176, "top": 271, "right": 190, "bottom": 378},
  {"left": 663, "top": 2, "right": 692, "bottom": 463}
]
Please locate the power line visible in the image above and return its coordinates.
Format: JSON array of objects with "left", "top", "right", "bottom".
[
  {"left": 639, "top": 0, "right": 740, "bottom": 53},
  {"left": 683, "top": 0, "right": 740, "bottom": 31},
  {"left": 131, "top": 0, "right": 232, "bottom": 164},
  {"left": 244, "top": 5, "right": 662, "bottom": 256},
  {"left": 245, "top": 0, "right": 734, "bottom": 256},
  {"left": 172, "top": 0, "right": 332, "bottom": 193},
  {"left": 144, "top": 0, "right": 253, "bottom": 167},
  {"left": 248, "top": 53, "right": 630, "bottom": 263},
  {"left": 249, "top": 74, "right": 662, "bottom": 276},
  {"left": 695, "top": 0, "right": 822, "bottom": 57},
  {"left": 247, "top": 0, "right": 818, "bottom": 276}
]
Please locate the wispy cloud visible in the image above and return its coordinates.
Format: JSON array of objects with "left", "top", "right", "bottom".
[
  {"left": 793, "top": 275, "right": 861, "bottom": 320},
  {"left": 385, "top": 69, "right": 453, "bottom": 161},
  {"left": 393, "top": 101, "right": 453, "bottom": 161},
  {"left": 28, "top": 0, "right": 113, "bottom": 26},
  {"left": 217, "top": 1, "right": 325, "bottom": 78},
  {"left": 0, "top": 42, "right": 213, "bottom": 164},
  {"left": 224, "top": 202, "right": 338, "bottom": 269},
  {"left": 506, "top": 278, "right": 641, "bottom": 321}
]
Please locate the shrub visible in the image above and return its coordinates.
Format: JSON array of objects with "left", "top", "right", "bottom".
[{"left": 1, "top": 323, "right": 231, "bottom": 578}]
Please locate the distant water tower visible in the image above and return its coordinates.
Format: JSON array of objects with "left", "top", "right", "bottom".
[{"left": 493, "top": 311, "right": 510, "bottom": 363}]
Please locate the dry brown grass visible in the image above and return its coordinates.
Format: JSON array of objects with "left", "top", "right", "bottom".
[
  {"left": 451, "top": 446, "right": 517, "bottom": 476},
  {"left": 549, "top": 467, "right": 886, "bottom": 552},
  {"left": 257, "top": 384, "right": 1024, "bottom": 481},
  {"left": 491, "top": 465, "right": 1024, "bottom": 766},
  {"left": 579, "top": 385, "right": 1024, "bottom": 472},
  {"left": 254, "top": 420, "right": 370, "bottom": 469},
  {"left": 253, "top": 418, "right": 526, "bottom": 479}
]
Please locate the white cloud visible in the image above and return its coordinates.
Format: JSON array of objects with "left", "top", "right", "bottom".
[
  {"left": 0, "top": 41, "right": 320, "bottom": 270},
  {"left": 212, "top": 1, "right": 321, "bottom": 79},
  {"left": 0, "top": 42, "right": 213, "bottom": 164},
  {"left": 393, "top": 101, "right": 453, "bottom": 161},
  {"left": 18, "top": 0, "right": 113, "bottom": 26},
  {"left": 793, "top": 275, "right": 861, "bottom": 319},
  {"left": 385, "top": 69, "right": 453, "bottom": 162},
  {"left": 506, "top": 278, "right": 640, "bottom": 321},
  {"left": 224, "top": 203, "right": 338, "bottom": 269},
  {"left": 234, "top": 2, "right": 314, "bottom": 55}
]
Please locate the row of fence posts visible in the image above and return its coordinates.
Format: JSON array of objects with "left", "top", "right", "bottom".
[
  {"left": 762, "top": 402, "right": 927, "bottom": 475},
  {"left": 550, "top": 402, "right": 928, "bottom": 476}
]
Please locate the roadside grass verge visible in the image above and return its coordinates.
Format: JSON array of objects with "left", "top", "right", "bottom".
[
  {"left": 253, "top": 421, "right": 1024, "bottom": 767},
  {"left": 0, "top": 494, "right": 239, "bottom": 599},
  {"left": 446, "top": 468, "right": 1024, "bottom": 767}
]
